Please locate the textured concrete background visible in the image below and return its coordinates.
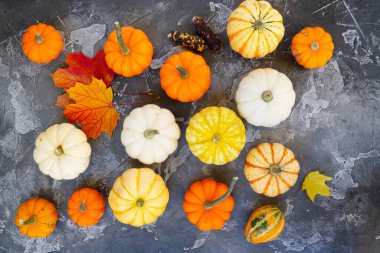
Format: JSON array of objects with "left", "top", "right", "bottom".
[{"left": 0, "top": 0, "right": 379, "bottom": 252}]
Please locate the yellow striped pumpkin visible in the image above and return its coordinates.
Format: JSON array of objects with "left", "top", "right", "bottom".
[
  {"left": 244, "top": 143, "right": 300, "bottom": 197},
  {"left": 108, "top": 168, "right": 169, "bottom": 227},
  {"left": 227, "top": 0, "right": 285, "bottom": 58},
  {"left": 244, "top": 205, "right": 285, "bottom": 244},
  {"left": 186, "top": 107, "right": 246, "bottom": 165}
]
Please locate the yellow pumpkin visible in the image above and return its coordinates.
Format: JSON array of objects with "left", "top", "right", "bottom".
[
  {"left": 244, "top": 205, "right": 285, "bottom": 244},
  {"left": 186, "top": 107, "right": 246, "bottom": 165},
  {"left": 227, "top": 0, "right": 285, "bottom": 58},
  {"left": 108, "top": 168, "right": 169, "bottom": 227},
  {"left": 245, "top": 143, "right": 300, "bottom": 197}
]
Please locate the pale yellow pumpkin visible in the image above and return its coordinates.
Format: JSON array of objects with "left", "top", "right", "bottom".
[
  {"left": 108, "top": 168, "right": 169, "bottom": 227},
  {"left": 227, "top": 0, "right": 285, "bottom": 58},
  {"left": 245, "top": 143, "right": 300, "bottom": 197},
  {"left": 186, "top": 107, "right": 246, "bottom": 165}
]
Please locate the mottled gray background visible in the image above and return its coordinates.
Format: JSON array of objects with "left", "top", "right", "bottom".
[{"left": 0, "top": 0, "right": 379, "bottom": 252}]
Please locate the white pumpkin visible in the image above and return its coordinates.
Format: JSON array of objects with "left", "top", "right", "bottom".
[
  {"left": 121, "top": 104, "right": 181, "bottom": 165},
  {"left": 33, "top": 123, "right": 91, "bottom": 180},
  {"left": 235, "top": 68, "right": 296, "bottom": 127}
]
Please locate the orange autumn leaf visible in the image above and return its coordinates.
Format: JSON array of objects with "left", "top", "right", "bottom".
[
  {"left": 64, "top": 77, "right": 120, "bottom": 138},
  {"left": 52, "top": 49, "right": 115, "bottom": 90},
  {"left": 55, "top": 93, "right": 74, "bottom": 109}
]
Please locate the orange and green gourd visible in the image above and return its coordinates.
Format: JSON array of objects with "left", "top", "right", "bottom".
[{"left": 244, "top": 205, "right": 285, "bottom": 244}]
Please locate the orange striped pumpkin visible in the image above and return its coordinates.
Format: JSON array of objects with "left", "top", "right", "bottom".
[
  {"left": 244, "top": 143, "right": 300, "bottom": 197},
  {"left": 244, "top": 205, "right": 285, "bottom": 244},
  {"left": 226, "top": 0, "right": 285, "bottom": 58}
]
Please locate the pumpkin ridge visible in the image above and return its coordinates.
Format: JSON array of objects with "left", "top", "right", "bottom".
[
  {"left": 239, "top": 3, "right": 255, "bottom": 18},
  {"left": 276, "top": 146, "right": 287, "bottom": 164},
  {"left": 245, "top": 161, "right": 268, "bottom": 170},
  {"left": 277, "top": 174, "right": 291, "bottom": 188},
  {"left": 228, "top": 17, "right": 252, "bottom": 23},
  {"left": 282, "top": 157, "right": 296, "bottom": 166},
  {"left": 270, "top": 143, "right": 275, "bottom": 164},
  {"left": 275, "top": 176, "right": 281, "bottom": 195},
  {"left": 144, "top": 187, "right": 168, "bottom": 202},
  {"left": 238, "top": 30, "right": 254, "bottom": 55},
  {"left": 142, "top": 174, "right": 158, "bottom": 199},
  {"left": 261, "top": 176, "right": 272, "bottom": 195},
  {"left": 228, "top": 27, "right": 252, "bottom": 42},
  {"left": 256, "top": 145, "right": 271, "bottom": 164},
  {"left": 282, "top": 170, "right": 298, "bottom": 175},
  {"left": 113, "top": 205, "right": 136, "bottom": 215},
  {"left": 249, "top": 172, "right": 269, "bottom": 184}
]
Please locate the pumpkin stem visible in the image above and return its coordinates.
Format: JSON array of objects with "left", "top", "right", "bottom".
[
  {"left": 204, "top": 177, "right": 238, "bottom": 210},
  {"left": 136, "top": 199, "right": 144, "bottom": 207},
  {"left": 175, "top": 66, "right": 189, "bottom": 79},
  {"left": 253, "top": 20, "right": 264, "bottom": 30},
  {"left": 79, "top": 201, "right": 87, "bottom": 213},
  {"left": 35, "top": 32, "right": 44, "bottom": 44},
  {"left": 20, "top": 215, "right": 37, "bottom": 225},
  {"left": 311, "top": 41, "right": 320, "bottom": 51},
  {"left": 144, "top": 129, "right": 159, "bottom": 139},
  {"left": 261, "top": 90, "right": 273, "bottom": 103},
  {"left": 269, "top": 164, "right": 283, "bottom": 176},
  {"left": 114, "top": 22, "right": 130, "bottom": 55},
  {"left": 211, "top": 133, "right": 222, "bottom": 144},
  {"left": 54, "top": 145, "right": 64, "bottom": 156}
]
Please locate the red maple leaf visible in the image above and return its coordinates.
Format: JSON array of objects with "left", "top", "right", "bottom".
[{"left": 51, "top": 49, "right": 115, "bottom": 89}]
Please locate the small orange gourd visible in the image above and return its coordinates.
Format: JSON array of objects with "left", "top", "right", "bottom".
[
  {"left": 183, "top": 177, "right": 238, "bottom": 231},
  {"left": 291, "top": 27, "right": 334, "bottom": 69},
  {"left": 22, "top": 23, "right": 64, "bottom": 64},
  {"left": 67, "top": 188, "right": 106, "bottom": 227},
  {"left": 104, "top": 22, "right": 153, "bottom": 77},
  {"left": 15, "top": 198, "right": 58, "bottom": 238},
  {"left": 160, "top": 52, "right": 211, "bottom": 102},
  {"left": 244, "top": 205, "right": 285, "bottom": 244}
]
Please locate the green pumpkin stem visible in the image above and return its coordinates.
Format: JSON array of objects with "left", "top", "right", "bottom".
[
  {"left": 204, "top": 177, "right": 238, "bottom": 209},
  {"left": 311, "top": 41, "right": 320, "bottom": 51},
  {"left": 269, "top": 164, "right": 283, "bottom": 176},
  {"left": 35, "top": 32, "right": 44, "bottom": 44},
  {"left": 79, "top": 201, "right": 87, "bottom": 213},
  {"left": 144, "top": 129, "right": 159, "bottom": 139},
  {"left": 261, "top": 90, "right": 273, "bottom": 103},
  {"left": 175, "top": 66, "right": 189, "bottom": 79},
  {"left": 114, "top": 22, "right": 130, "bottom": 55},
  {"left": 20, "top": 215, "right": 37, "bottom": 225}
]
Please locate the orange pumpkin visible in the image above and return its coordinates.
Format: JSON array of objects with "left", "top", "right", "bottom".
[
  {"left": 22, "top": 23, "right": 64, "bottom": 64},
  {"left": 67, "top": 188, "right": 106, "bottom": 227},
  {"left": 244, "top": 205, "right": 285, "bottom": 244},
  {"left": 160, "top": 52, "right": 211, "bottom": 102},
  {"left": 15, "top": 198, "right": 58, "bottom": 238},
  {"left": 183, "top": 177, "right": 238, "bottom": 231},
  {"left": 104, "top": 22, "right": 153, "bottom": 77},
  {"left": 291, "top": 27, "right": 334, "bottom": 69},
  {"left": 245, "top": 143, "right": 300, "bottom": 197}
]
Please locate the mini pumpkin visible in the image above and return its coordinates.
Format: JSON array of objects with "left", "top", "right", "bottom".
[
  {"left": 22, "top": 23, "right": 64, "bottom": 63},
  {"left": 183, "top": 177, "right": 238, "bottom": 231},
  {"left": 235, "top": 68, "right": 295, "bottom": 127},
  {"left": 104, "top": 22, "right": 153, "bottom": 77},
  {"left": 67, "top": 188, "right": 106, "bottom": 227},
  {"left": 121, "top": 104, "right": 181, "bottom": 165},
  {"left": 245, "top": 143, "right": 300, "bottom": 197},
  {"left": 33, "top": 123, "right": 91, "bottom": 180},
  {"left": 109, "top": 168, "right": 169, "bottom": 227},
  {"left": 186, "top": 107, "right": 246, "bottom": 165},
  {"left": 244, "top": 205, "right": 285, "bottom": 244},
  {"left": 227, "top": 0, "right": 285, "bottom": 58},
  {"left": 160, "top": 52, "right": 211, "bottom": 102},
  {"left": 291, "top": 27, "right": 334, "bottom": 69},
  {"left": 15, "top": 198, "right": 58, "bottom": 238}
]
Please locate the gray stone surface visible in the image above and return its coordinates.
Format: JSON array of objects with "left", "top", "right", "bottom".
[{"left": 0, "top": 0, "right": 379, "bottom": 252}]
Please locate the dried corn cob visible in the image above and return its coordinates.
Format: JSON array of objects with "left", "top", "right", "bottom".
[
  {"left": 192, "top": 16, "right": 223, "bottom": 51},
  {"left": 168, "top": 31, "right": 205, "bottom": 52}
]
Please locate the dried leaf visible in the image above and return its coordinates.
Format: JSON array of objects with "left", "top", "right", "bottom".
[
  {"left": 302, "top": 171, "right": 332, "bottom": 203},
  {"left": 64, "top": 77, "right": 120, "bottom": 138},
  {"left": 52, "top": 49, "right": 115, "bottom": 90},
  {"left": 55, "top": 93, "right": 74, "bottom": 109}
]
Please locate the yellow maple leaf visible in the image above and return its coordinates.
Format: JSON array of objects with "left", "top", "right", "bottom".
[
  {"left": 64, "top": 77, "right": 120, "bottom": 138},
  {"left": 302, "top": 171, "right": 332, "bottom": 203}
]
